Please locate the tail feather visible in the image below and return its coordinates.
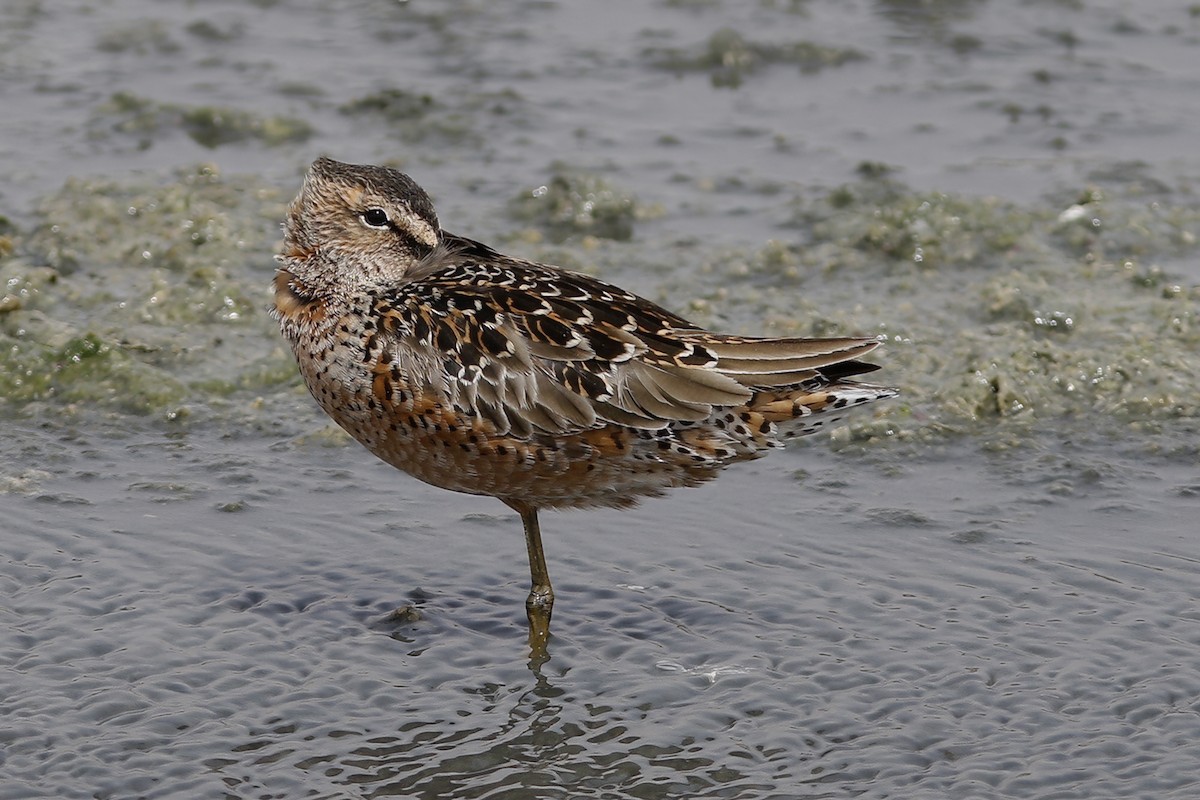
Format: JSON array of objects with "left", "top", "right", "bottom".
[
  {"left": 689, "top": 333, "right": 896, "bottom": 439},
  {"left": 752, "top": 382, "right": 898, "bottom": 439}
]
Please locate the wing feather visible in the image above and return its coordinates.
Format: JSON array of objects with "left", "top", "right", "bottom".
[{"left": 373, "top": 244, "right": 882, "bottom": 437}]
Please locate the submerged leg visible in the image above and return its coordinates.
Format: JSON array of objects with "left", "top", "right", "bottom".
[{"left": 503, "top": 499, "right": 553, "bottom": 653}]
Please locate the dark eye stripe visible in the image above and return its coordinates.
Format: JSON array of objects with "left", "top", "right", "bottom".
[{"left": 360, "top": 205, "right": 437, "bottom": 257}]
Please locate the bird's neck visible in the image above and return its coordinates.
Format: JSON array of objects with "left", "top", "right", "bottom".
[{"left": 272, "top": 257, "right": 344, "bottom": 342}]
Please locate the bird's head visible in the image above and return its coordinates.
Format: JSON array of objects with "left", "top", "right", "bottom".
[{"left": 278, "top": 157, "right": 442, "bottom": 297}]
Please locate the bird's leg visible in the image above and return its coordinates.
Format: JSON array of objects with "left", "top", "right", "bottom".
[{"left": 504, "top": 499, "right": 553, "bottom": 654}]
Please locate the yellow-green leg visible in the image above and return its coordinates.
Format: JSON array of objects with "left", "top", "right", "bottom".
[{"left": 504, "top": 499, "right": 553, "bottom": 656}]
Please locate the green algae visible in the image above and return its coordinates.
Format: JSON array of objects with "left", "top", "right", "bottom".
[
  {"left": 812, "top": 178, "right": 1036, "bottom": 271},
  {"left": 508, "top": 167, "right": 660, "bottom": 242},
  {"left": 337, "top": 88, "right": 468, "bottom": 146},
  {"left": 96, "top": 20, "right": 179, "bottom": 54},
  {"left": 647, "top": 27, "right": 865, "bottom": 88},
  {"left": 93, "top": 91, "right": 313, "bottom": 149},
  {"left": 340, "top": 88, "right": 436, "bottom": 121},
  {"left": 689, "top": 176, "right": 1200, "bottom": 444},
  {"left": 337, "top": 86, "right": 524, "bottom": 147},
  {"left": 184, "top": 19, "right": 244, "bottom": 43},
  {"left": 0, "top": 164, "right": 294, "bottom": 418}
]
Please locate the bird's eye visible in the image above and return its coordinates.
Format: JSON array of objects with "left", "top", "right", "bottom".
[{"left": 361, "top": 208, "right": 390, "bottom": 228}]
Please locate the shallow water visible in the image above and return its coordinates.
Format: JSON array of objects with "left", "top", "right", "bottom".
[
  {"left": 4, "top": 1, "right": 1200, "bottom": 798},
  {"left": 5, "top": 428, "right": 1200, "bottom": 799}
]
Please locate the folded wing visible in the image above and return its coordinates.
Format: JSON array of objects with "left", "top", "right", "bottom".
[{"left": 373, "top": 239, "right": 885, "bottom": 438}]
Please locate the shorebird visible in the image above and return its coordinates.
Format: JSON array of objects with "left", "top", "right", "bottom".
[{"left": 273, "top": 157, "right": 895, "bottom": 654}]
